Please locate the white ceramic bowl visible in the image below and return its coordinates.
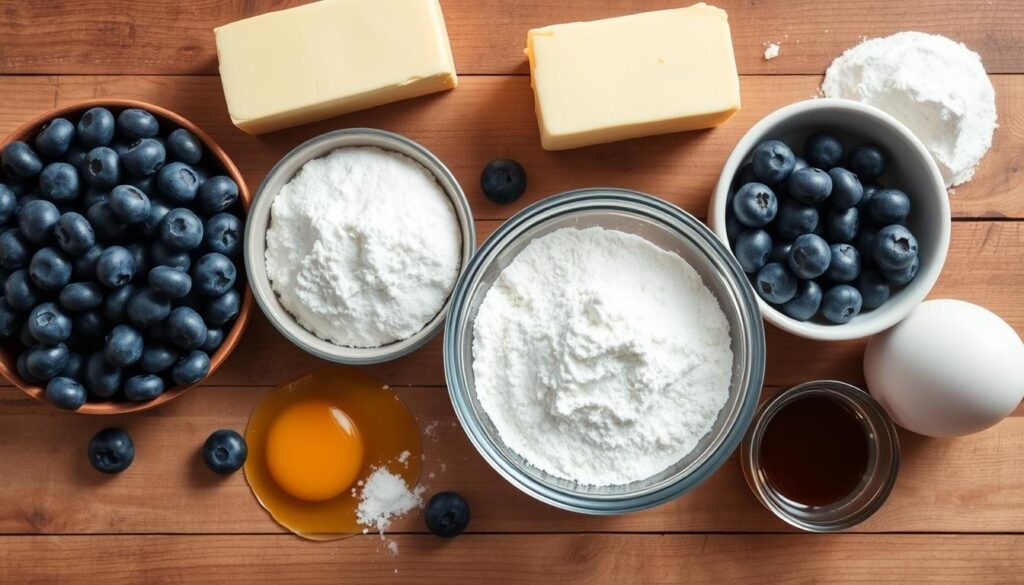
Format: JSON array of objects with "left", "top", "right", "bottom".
[
  {"left": 244, "top": 129, "right": 476, "bottom": 364},
  {"left": 709, "top": 99, "right": 950, "bottom": 341}
]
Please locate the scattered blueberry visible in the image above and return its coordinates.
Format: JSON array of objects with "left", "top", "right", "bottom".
[
  {"left": 804, "top": 131, "right": 844, "bottom": 169},
  {"left": 165, "top": 306, "right": 208, "bottom": 350},
  {"left": 203, "top": 429, "right": 248, "bottom": 474},
  {"left": 34, "top": 118, "right": 76, "bottom": 159},
  {"left": 45, "top": 376, "right": 87, "bottom": 410},
  {"left": 139, "top": 343, "right": 179, "bottom": 374},
  {"left": 2, "top": 142, "right": 43, "bottom": 178},
  {"left": 732, "top": 182, "right": 777, "bottom": 228},
  {"left": 108, "top": 185, "right": 151, "bottom": 224},
  {"left": 733, "top": 230, "right": 772, "bottom": 274},
  {"left": 480, "top": 159, "right": 527, "bottom": 205},
  {"left": 751, "top": 140, "right": 796, "bottom": 184},
  {"left": 82, "top": 147, "right": 121, "bottom": 190},
  {"left": 54, "top": 212, "right": 96, "bottom": 256},
  {"left": 202, "top": 213, "right": 241, "bottom": 257},
  {"left": 19, "top": 199, "right": 61, "bottom": 244},
  {"left": 157, "top": 162, "right": 200, "bottom": 203},
  {"left": 424, "top": 492, "right": 471, "bottom": 538},
  {"left": 166, "top": 129, "right": 203, "bottom": 165},
  {"left": 149, "top": 266, "right": 191, "bottom": 299},
  {"left": 160, "top": 208, "right": 204, "bottom": 251},
  {"left": 172, "top": 350, "right": 210, "bottom": 386},
  {"left": 124, "top": 374, "right": 165, "bottom": 401},
  {"left": 87, "top": 427, "right": 134, "bottom": 473},
  {"left": 193, "top": 253, "right": 236, "bottom": 297},
  {"left": 77, "top": 107, "right": 116, "bottom": 148},
  {"left": 122, "top": 138, "right": 166, "bottom": 178},
  {"left": 39, "top": 162, "right": 80, "bottom": 202},
  {"left": 754, "top": 262, "right": 798, "bottom": 304},
  {"left": 826, "top": 167, "right": 863, "bottom": 208},
  {"left": 116, "top": 108, "right": 160, "bottom": 140},
  {"left": 103, "top": 324, "right": 143, "bottom": 367},
  {"left": 825, "top": 243, "right": 861, "bottom": 283},
  {"left": 787, "top": 234, "right": 831, "bottom": 280},
  {"left": 196, "top": 176, "right": 240, "bottom": 215},
  {"left": 59, "top": 281, "right": 104, "bottom": 311},
  {"left": 820, "top": 284, "right": 863, "bottom": 324},
  {"left": 29, "top": 247, "right": 72, "bottom": 291},
  {"left": 847, "top": 145, "right": 886, "bottom": 179},
  {"left": 787, "top": 168, "right": 832, "bottom": 205},
  {"left": 866, "top": 188, "right": 911, "bottom": 225},
  {"left": 872, "top": 225, "right": 918, "bottom": 271},
  {"left": 782, "top": 279, "right": 823, "bottom": 321},
  {"left": 24, "top": 343, "right": 70, "bottom": 381},
  {"left": 96, "top": 246, "right": 136, "bottom": 288}
]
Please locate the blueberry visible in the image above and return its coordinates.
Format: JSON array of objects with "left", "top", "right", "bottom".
[
  {"left": 732, "top": 182, "right": 777, "bottom": 228},
  {"left": 733, "top": 229, "right": 772, "bottom": 274},
  {"left": 122, "top": 138, "right": 166, "bottom": 178},
  {"left": 147, "top": 266, "right": 191, "bottom": 299},
  {"left": 29, "top": 247, "right": 72, "bottom": 291},
  {"left": 856, "top": 269, "right": 891, "bottom": 309},
  {"left": 77, "top": 108, "right": 116, "bottom": 148},
  {"left": 480, "top": 159, "right": 527, "bottom": 205},
  {"left": 16, "top": 351, "right": 42, "bottom": 384},
  {"left": 83, "top": 147, "right": 121, "bottom": 190},
  {"left": 103, "top": 283, "right": 135, "bottom": 323},
  {"left": 1, "top": 141, "right": 43, "bottom": 178},
  {"left": 72, "top": 245, "right": 103, "bottom": 279},
  {"left": 859, "top": 183, "right": 881, "bottom": 211},
  {"left": 85, "top": 201, "right": 127, "bottom": 241},
  {"left": 82, "top": 188, "right": 108, "bottom": 210},
  {"left": 172, "top": 349, "right": 210, "bottom": 386},
  {"left": 88, "top": 428, "right": 134, "bottom": 473},
  {"left": 25, "top": 343, "right": 70, "bottom": 381},
  {"left": 204, "top": 288, "right": 241, "bottom": 327},
  {"left": 140, "top": 200, "right": 170, "bottom": 238},
  {"left": 125, "top": 242, "right": 148, "bottom": 279},
  {"left": 0, "top": 229, "right": 30, "bottom": 269},
  {"left": 203, "top": 429, "right": 247, "bottom": 474},
  {"left": 5, "top": 269, "right": 41, "bottom": 311},
  {"left": 825, "top": 206, "right": 859, "bottom": 244},
  {"left": 781, "top": 279, "right": 823, "bottom": 322},
  {"left": 827, "top": 167, "right": 863, "bottom": 208},
  {"left": 52, "top": 212, "right": 96, "bottom": 257},
  {"left": 820, "top": 284, "right": 863, "bottom": 324},
  {"left": 770, "top": 240, "right": 792, "bottom": 263},
  {"left": 150, "top": 240, "right": 190, "bottom": 271},
  {"left": 787, "top": 234, "right": 831, "bottom": 280},
  {"left": 108, "top": 185, "right": 151, "bottom": 224},
  {"left": 84, "top": 352, "right": 122, "bottom": 397},
  {"left": 157, "top": 162, "right": 200, "bottom": 203},
  {"left": 139, "top": 343, "right": 178, "bottom": 374},
  {"left": 866, "top": 188, "right": 911, "bottom": 225},
  {"left": 196, "top": 176, "right": 240, "bottom": 215},
  {"left": 200, "top": 328, "right": 225, "bottom": 354},
  {"left": 166, "top": 129, "right": 203, "bottom": 165},
  {"left": 96, "top": 246, "right": 136, "bottom": 288},
  {"left": 193, "top": 253, "right": 236, "bottom": 297},
  {"left": 198, "top": 214, "right": 240, "bottom": 259},
  {"left": 825, "top": 243, "right": 861, "bottom": 283},
  {"left": 45, "top": 376, "right": 86, "bottom": 410},
  {"left": 804, "top": 131, "right": 844, "bottom": 169},
  {"left": 39, "top": 162, "right": 80, "bottom": 202},
  {"left": 160, "top": 208, "right": 203, "bottom": 251},
  {"left": 881, "top": 255, "right": 920, "bottom": 286},
  {"left": 59, "top": 352, "right": 85, "bottom": 380},
  {"left": 73, "top": 309, "right": 106, "bottom": 339},
  {"left": 847, "top": 145, "right": 887, "bottom": 179},
  {"left": 126, "top": 287, "right": 171, "bottom": 328},
  {"left": 116, "top": 108, "right": 160, "bottom": 141},
  {"left": 424, "top": 491, "right": 471, "bottom": 538},
  {"left": 774, "top": 199, "right": 819, "bottom": 240},
  {"left": 165, "top": 306, "right": 208, "bottom": 350},
  {"left": 19, "top": 199, "right": 61, "bottom": 244},
  {"left": 34, "top": 118, "right": 76, "bottom": 159},
  {"left": 28, "top": 302, "right": 71, "bottom": 344},
  {"left": 750, "top": 140, "right": 796, "bottom": 184},
  {"left": 786, "top": 168, "right": 832, "bottom": 205},
  {"left": 123, "top": 374, "right": 165, "bottom": 401},
  {"left": 754, "top": 262, "right": 798, "bottom": 304},
  {"left": 0, "top": 184, "right": 16, "bottom": 225},
  {"left": 59, "top": 281, "right": 104, "bottom": 311},
  {"left": 872, "top": 225, "right": 918, "bottom": 271}
]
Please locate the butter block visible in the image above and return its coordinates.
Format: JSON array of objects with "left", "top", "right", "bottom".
[
  {"left": 526, "top": 3, "right": 741, "bottom": 150},
  {"left": 214, "top": 0, "right": 458, "bottom": 135}
]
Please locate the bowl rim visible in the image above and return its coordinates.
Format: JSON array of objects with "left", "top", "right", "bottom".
[
  {"left": 444, "top": 187, "right": 766, "bottom": 514},
  {"left": 243, "top": 128, "right": 476, "bottom": 365},
  {"left": 0, "top": 98, "right": 254, "bottom": 415},
  {"left": 708, "top": 98, "right": 951, "bottom": 341}
]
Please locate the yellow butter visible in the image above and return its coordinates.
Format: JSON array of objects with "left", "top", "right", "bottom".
[
  {"left": 526, "top": 3, "right": 741, "bottom": 151},
  {"left": 214, "top": 0, "right": 458, "bottom": 135}
]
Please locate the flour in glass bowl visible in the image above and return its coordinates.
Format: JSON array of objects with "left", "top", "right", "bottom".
[
  {"left": 265, "top": 147, "right": 462, "bottom": 348},
  {"left": 472, "top": 227, "right": 734, "bottom": 486}
]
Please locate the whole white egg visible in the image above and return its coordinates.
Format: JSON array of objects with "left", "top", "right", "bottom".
[{"left": 864, "top": 299, "right": 1024, "bottom": 437}]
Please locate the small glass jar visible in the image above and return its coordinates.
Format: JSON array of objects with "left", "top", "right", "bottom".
[{"left": 741, "top": 380, "right": 900, "bottom": 532}]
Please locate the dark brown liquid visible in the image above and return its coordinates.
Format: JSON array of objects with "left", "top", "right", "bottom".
[{"left": 759, "top": 395, "right": 870, "bottom": 507}]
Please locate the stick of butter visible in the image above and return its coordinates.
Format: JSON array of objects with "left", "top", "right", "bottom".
[
  {"left": 526, "top": 3, "right": 741, "bottom": 150},
  {"left": 214, "top": 0, "right": 458, "bottom": 135}
]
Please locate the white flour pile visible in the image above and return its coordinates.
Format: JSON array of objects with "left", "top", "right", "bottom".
[
  {"left": 472, "top": 227, "right": 733, "bottom": 486},
  {"left": 265, "top": 146, "right": 461, "bottom": 348},
  {"left": 821, "top": 32, "right": 997, "bottom": 188},
  {"left": 355, "top": 467, "right": 424, "bottom": 533}
]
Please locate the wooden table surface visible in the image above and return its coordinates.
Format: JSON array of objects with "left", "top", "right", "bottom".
[{"left": 1, "top": 1, "right": 1022, "bottom": 583}]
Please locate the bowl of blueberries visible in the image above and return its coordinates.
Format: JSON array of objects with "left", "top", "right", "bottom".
[
  {"left": 710, "top": 98, "right": 950, "bottom": 341},
  {"left": 0, "top": 99, "right": 253, "bottom": 413}
]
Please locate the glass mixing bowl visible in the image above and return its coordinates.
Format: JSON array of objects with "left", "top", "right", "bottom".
[{"left": 444, "top": 189, "right": 766, "bottom": 514}]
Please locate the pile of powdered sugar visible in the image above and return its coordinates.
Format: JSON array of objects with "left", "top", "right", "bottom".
[
  {"left": 355, "top": 467, "right": 424, "bottom": 533},
  {"left": 265, "top": 146, "right": 461, "bottom": 348},
  {"left": 821, "top": 32, "right": 997, "bottom": 188},
  {"left": 472, "top": 227, "right": 733, "bottom": 486}
]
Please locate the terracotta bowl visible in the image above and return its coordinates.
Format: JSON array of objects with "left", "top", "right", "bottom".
[{"left": 0, "top": 98, "right": 253, "bottom": 414}]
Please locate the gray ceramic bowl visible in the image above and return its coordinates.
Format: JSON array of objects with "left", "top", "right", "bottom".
[{"left": 244, "top": 129, "right": 475, "bottom": 364}]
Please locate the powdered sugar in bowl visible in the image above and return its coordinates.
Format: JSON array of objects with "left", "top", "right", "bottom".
[
  {"left": 444, "top": 189, "right": 765, "bottom": 514},
  {"left": 245, "top": 129, "right": 475, "bottom": 364}
]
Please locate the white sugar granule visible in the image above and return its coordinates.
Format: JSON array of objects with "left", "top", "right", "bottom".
[
  {"left": 763, "top": 43, "right": 780, "bottom": 60},
  {"left": 265, "top": 146, "right": 461, "bottom": 348},
  {"left": 355, "top": 467, "right": 424, "bottom": 533},
  {"left": 472, "top": 227, "right": 733, "bottom": 486},
  {"left": 822, "top": 32, "right": 997, "bottom": 188}
]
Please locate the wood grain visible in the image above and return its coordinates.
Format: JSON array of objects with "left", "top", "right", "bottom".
[
  {"left": 0, "top": 1, "right": 1021, "bottom": 75},
  {"left": 2, "top": 385, "right": 1023, "bottom": 535},
  {"left": 2, "top": 534, "right": 1022, "bottom": 584},
  {"left": 0, "top": 75, "right": 1019, "bottom": 219}
]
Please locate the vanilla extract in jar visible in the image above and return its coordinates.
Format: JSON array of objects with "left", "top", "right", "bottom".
[{"left": 740, "top": 380, "right": 900, "bottom": 532}]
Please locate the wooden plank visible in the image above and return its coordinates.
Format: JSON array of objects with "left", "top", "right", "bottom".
[
  {"left": 0, "top": 76, "right": 1018, "bottom": 219},
  {"left": 1, "top": 534, "right": 1022, "bottom": 584},
  {"left": 2, "top": 385, "right": 1023, "bottom": 535},
  {"left": 0, "top": 1, "right": 1021, "bottom": 75}
]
